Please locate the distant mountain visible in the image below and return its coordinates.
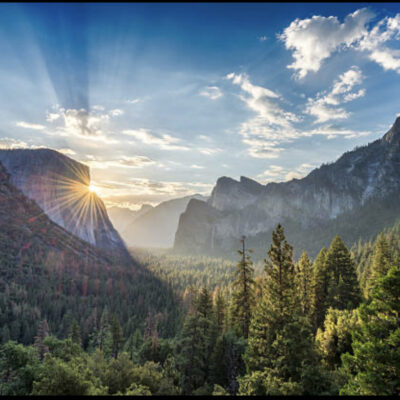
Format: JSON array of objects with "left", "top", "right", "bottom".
[
  {"left": 108, "top": 204, "right": 153, "bottom": 234},
  {"left": 0, "top": 149, "right": 129, "bottom": 261},
  {"left": 174, "top": 116, "right": 400, "bottom": 259},
  {"left": 121, "top": 194, "right": 208, "bottom": 248},
  {"left": 0, "top": 160, "right": 178, "bottom": 343}
]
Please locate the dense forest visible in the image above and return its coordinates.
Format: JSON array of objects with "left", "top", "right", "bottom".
[{"left": 1, "top": 221, "right": 400, "bottom": 395}]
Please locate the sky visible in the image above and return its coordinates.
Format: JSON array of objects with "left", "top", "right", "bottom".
[{"left": 1, "top": 3, "right": 400, "bottom": 210}]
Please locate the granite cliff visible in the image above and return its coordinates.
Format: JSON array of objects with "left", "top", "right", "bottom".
[
  {"left": 0, "top": 148, "right": 129, "bottom": 260},
  {"left": 174, "top": 116, "right": 400, "bottom": 259}
]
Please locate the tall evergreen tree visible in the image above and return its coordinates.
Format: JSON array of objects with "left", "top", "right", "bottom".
[
  {"left": 68, "top": 320, "right": 81, "bottom": 348},
  {"left": 230, "top": 236, "right": 255, "bottom": 338},
  {"left": 341, "top": 265, "right": 400, "bottom": 395},
  {"left": 295, "top": 251, "right": 313, "bottom": 317},
  {"left": 326, "top": 236, "right": 361, "bottom": 310},
  {"left": 366, "top": 233, "right": 393, "bottom": 296},
  {"left": 311, "top": 248, "right": 329, "bottom": 330},
  {"left": 213, "top": 288, "right": 226, "bottom": 334},
  {"left": 110, "top": 315, "right": 123, "bottom": 359},
  {"left": 240, "top": 224, "right": 325, "bottom": 395},
  {"left": 34, "top": 320, "right": 50, "bottom": 360},
  {"left": 176, "top": 309, "right": 204, "bottom": 394}
]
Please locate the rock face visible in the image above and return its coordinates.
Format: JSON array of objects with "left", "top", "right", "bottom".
[
  {"left": 108, "top": 204, "right": 153, "bottom": 235},
  {"left": 174, "top": 116, "right": 400, "bottom": 258},
  {"left": 121, "top": 194, "right": 208, "bottom": 248},
  {"left": 0, "top": 149, "right": 129, "bottom": 259}
]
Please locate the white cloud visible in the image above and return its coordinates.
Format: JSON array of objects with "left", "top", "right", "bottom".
[
  {"left": 306, "top": 125, "right": 370, "bottom": 139},
  {"left": 109, "top": 109, "right": 124, "bottom": 117},
  {"left": 279, "top": 8, "right": 374, "bottom": 78},
  {"left": 123, "top": 128, "right": 189, "bottom": 151},
  {"left": 259, "top": 36, "right": 268, "bottom": 42},
  {"left": 258, "top": 163, "right": 315, "bottom": 182},
  {"left": 16, "top": 121, "right": 45, "bottom": 130},
  {"left": 226, "top": 72, "right": 300, "bottom": 158},
  {"left": 44, "top": 106, "right": 120, "bottom": 144},
  {"left": 200, "top": 86, "right": 223, "bottom": 100},
  {"left": 57, "top": 148, "right": 76, "bottom": 156},
  {"left": 190, "top": 164, "right": 204, "bottom": 169},
  {"left": 198, "top": 147, "right": 222, "bottom": 155},
  {"left": 126, "top": 98, "right": 141, "bottom": 104},
  {"left": 306, "top": 66, "right": 365, "bottom": 123},
  {"left": 84, "top": 155, "right": 155, "bottom": 170},
  {"left": 280, "top": 9, "right": 400, "bottom": 77}
]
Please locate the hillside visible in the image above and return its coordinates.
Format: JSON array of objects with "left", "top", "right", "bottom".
[
  {"left": 0, "top": 149, "right": 129, "bottom": 260},
  {"left": 0, "top": 161, "right": 178, "bottom": 345}
]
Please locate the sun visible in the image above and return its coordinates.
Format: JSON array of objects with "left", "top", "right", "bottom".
[{"left": 88, "top": 184, "right": 97, "bottom": 194}]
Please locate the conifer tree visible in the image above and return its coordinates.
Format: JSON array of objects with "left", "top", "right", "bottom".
[
  {"left": 366, "top": 233, "right": 393, "bottom": 296},
  {"left": 241, "top": 224, "right": 325, "bottom": 395},
  {"left": 213, "top": 288, "right": 226, "bottom": 334},
  {"left": 230, "top": 236, "right": 255, "bottom": 339},
  {"left": 311, "top": 248, "right": 329, "bottom": 330},
  {"left": 34, "top": 320, "right": 50, "bottom": 360},
  {"left": 295, "top": 251, "right": 313, "bottom": 316},
  {"left": 111, "top": 314, "right": 123, "bottom": 359},
  {"left": 325, "top": 236, "right": 360, "bottom": 310},
  {"left": 176, "top": 308, "right": 204, "bottom": 394},
  {"left": 68, "top": 319, "right": 82, "bottom": 348},
  {"left": 196, "top": 287, "right": 217, "bottom": 387},
  {"left": 341, "top": 265, "right": 400, "bottom": 395}
]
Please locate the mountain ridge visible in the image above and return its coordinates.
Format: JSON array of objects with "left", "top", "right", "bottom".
[{"left": 174, "top": 116, "right": 400, "bottom": 258}]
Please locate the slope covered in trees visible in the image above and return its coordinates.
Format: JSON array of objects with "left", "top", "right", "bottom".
[
  {"left": 0, "top": 161, "right": 179, "bottom": 348},
  {"left": 2, "top": 218, "right": 399, "bottom": 395}
]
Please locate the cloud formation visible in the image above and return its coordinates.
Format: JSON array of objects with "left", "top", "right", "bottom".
[
  {"left": 226, "top": 72, "right": 300, "bottom": 158},
  {"left": 16, "top": 121, "right": 45, "bottom": 130},
  {"left": 200, "top": 86, "right": 223, "bottom": 100},
  {"left": 280, "top": 9, "right": 400, "bottom": 78},
  {"left": 306, "top": 66, "right": 365, "bottom": 123},
  {"left": 122, "top": 128, "right": 189, "bottom": 151},
  {"left": 258, "top": 163, "right": 316, "bottom": 182}
]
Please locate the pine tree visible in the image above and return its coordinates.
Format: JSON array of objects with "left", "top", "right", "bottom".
[
  {"left": 295, "top": 251, "right": 313, "bottom": 317},
  {"left": 213, "top": 287, "right": 226, "bottom": 334},
  {"left": 241, "top": 224, "right": 325, "bottom": 395},
  {"left": 325, "top": 236, "right": 361, "bottom": 310},
  {"left": 34, "top": 320, "right": 50, "bottom": 360},
  {"left": 341, "top": 265, "right": 400, "bottom": 395},
  {"left": 311, "top": 248, "right": 329, "bottom": 330},
  {"left": 68, "top": 319, "right": 82, "bottom": 348},
  {"left": 230, "top": 236, "right": 255, "bottom": 338},
  {"left": 176, "top": 310, "right": 204, "bottom": 394},
  {"left": 111, "top": 314, "right": 123, "bottom": 359},
  {"left": 196, "top": 287, "right": 217, "bottom": 387},
  {"left": 366, "top": 233, "right": 393, "bottom": 296}
]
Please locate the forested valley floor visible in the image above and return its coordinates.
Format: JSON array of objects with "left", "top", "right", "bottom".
[{"left": 1, "top": 221, "right": 400, "bottom": 395}]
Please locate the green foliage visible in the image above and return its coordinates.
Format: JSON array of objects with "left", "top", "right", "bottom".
[
  {"left": 311, "top": 247, "right": 329, "bottom": 330},
  {"left": 326, "top": 235, "right": 361, "bottom": 310},
  {"left": 242, "top": 224, "right": 327, "bottom": 395},
  {"left": 230, "top": 239, "right": 255, "bottom": 338},
  {"left": 316, "top": 308, "right": 360, "bottom": 370},
  {"left": 0, "top": 341, "right": 41, "bottom": 395},
  {"left": 32, "top": 353, "right": 106, "bottom": 395},
  {"left": 340, "top": 265, "right": 400, "bottom": 395},
  {"left": 296, "top": 251, "right": 313, "bottom": 317}
]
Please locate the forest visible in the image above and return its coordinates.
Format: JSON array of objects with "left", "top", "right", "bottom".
[{"left": 1, "top": 221, "right": 399, "bottom": 396}]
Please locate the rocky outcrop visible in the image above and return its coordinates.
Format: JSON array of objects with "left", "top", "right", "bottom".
[
  {"left": 174, "top": 116, "right": 400, "bottom": 258},
  {"left": 0, "top": 149, "right": 129, "bottom": 260},
  {"left": 121, "top": 194, "right": 207, "bottom": 248}
]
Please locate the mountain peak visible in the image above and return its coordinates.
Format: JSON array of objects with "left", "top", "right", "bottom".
[{"left": 382, "top": 115, "right": 400, "bottom": 144}]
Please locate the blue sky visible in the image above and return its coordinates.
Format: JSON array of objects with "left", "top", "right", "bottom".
[{"left": 1, "top": 3, "right": 400, "bottom": 209}]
